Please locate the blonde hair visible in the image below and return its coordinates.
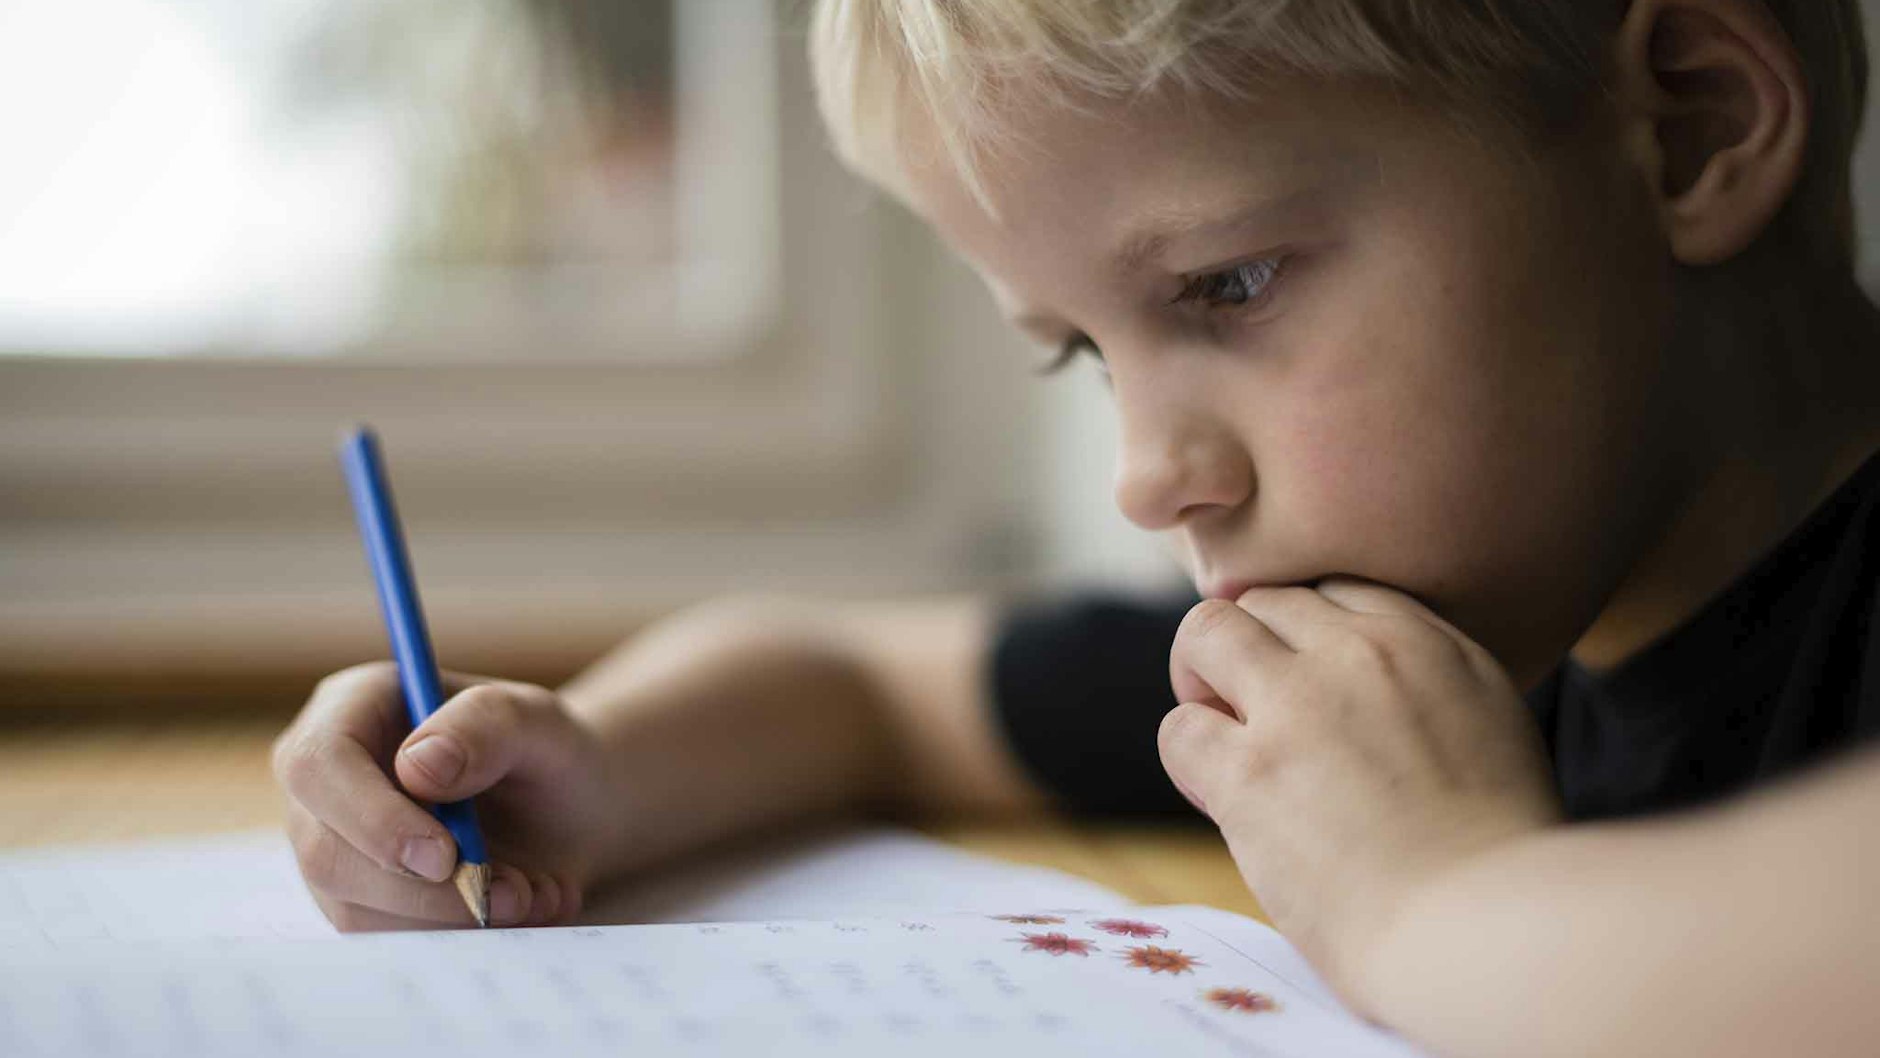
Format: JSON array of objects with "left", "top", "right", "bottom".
[{"left": 809, "top": 0, "right": 1868, "bottom": 272}]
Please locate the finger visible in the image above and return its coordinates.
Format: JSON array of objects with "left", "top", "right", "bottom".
[
  {"left": 395, "top": 683, "right": 574, "bottom": 804},
  {"left": 551, "top": 875, "right": 585, "bottom": 926},
  {"left": 511, "top": 868, "right": 585, "bottom": 927},
  {"left": 1231, "top": 585, "right": 1361, "bottom": 652},
  {"left": 273, "top": 714, "right": 460, "bottom": 885},
  {"left": 525, "top": 870, "right": 562, "bottom": 926},
  {"left": 486, "top": 862, "right": 535, "bottom": 927},
  {"left": 1157, "top": 701, "right": 1246, "bottom": 815},
  {"left": 1169, "top": 599, "right": 1292, "bottom": 719},
  {"left": 285, "top": 804, "right": 481, "bottom": 924},
  {"left": 291, "top": 661, "right": 419, "bottom": 765},
  {"left": 1314, "top": 576, "right": 1470, "bottom": 639},
  {"left": 326, "top": 860, "right": 539, "bottom": 929},
  {"left": 293, "top": 662, "right": 511, "bottom": 765}
]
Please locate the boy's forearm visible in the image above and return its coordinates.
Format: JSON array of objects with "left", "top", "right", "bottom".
[
  {"left": 1360, "top": 750, "right": 1880, "bottom": 1058},
  {"left": 556, "top": 598, "right": 898, "bottom": 883}
]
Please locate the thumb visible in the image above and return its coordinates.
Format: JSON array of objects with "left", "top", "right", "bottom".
[{"left": 394, "top": 683, "right": 572, "bottom": 803}]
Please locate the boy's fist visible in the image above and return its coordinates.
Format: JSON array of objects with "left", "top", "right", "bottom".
[
  {"left": 1158, "top": 578, "right": 1560, "bottom": 1005},
  {"left": 273, "top": 662, "right": 619, "bottom": 932}
]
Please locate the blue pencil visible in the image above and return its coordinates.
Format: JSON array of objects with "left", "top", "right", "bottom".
[{"left": 338, "top": 425, "right": 492, "bottom": 927}]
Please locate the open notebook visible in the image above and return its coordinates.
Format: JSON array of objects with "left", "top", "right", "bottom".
[{"left": 0, "top": 828, "right": 1427, "bottom": 1056}]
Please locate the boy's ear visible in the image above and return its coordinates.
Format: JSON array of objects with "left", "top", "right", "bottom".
[{"left": 1610, "top": 0, "right": 1810, "bottom": 266}]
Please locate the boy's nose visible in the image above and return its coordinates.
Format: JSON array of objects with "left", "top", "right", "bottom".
[{"left": 1112, "top": 409, "right": 1253, "bottom": 532}]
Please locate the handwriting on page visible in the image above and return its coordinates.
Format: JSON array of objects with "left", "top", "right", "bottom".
[{"left": 0, "top": 911, "right": 1425, "bottom": 1057}]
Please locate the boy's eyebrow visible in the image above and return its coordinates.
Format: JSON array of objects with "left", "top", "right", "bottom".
[{"left": 1110, "top": 183, "right": 1331, "bottom": 274}]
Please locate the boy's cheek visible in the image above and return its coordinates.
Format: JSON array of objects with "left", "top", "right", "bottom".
[{"left": 1266, "top": 447, "right": 1456, "bottom": 601}]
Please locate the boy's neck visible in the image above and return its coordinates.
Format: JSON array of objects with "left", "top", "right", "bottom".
[{"left": 1570, "top": 273, "right": 1880, "bottom": 677}]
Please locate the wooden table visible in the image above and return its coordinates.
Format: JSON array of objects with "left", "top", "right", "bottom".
[{"left": 0, "top": 723, "right": 1265, "bottom": 921}]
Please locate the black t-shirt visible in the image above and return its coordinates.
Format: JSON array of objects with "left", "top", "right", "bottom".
[{"left": 990, "top": 447, "right": 1880, "bottom": 821}]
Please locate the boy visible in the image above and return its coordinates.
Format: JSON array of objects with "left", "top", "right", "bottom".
[{"left": 274, "top": 1, "right": 1880, "bottom": 1054}]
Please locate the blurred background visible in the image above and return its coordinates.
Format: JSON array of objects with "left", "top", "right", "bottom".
[
  {"left": 0, "top": 0, "right": 1176, "bottom": 720},
  {"left": 2, "top": 0, "right": 1878, "bottom": 720}
]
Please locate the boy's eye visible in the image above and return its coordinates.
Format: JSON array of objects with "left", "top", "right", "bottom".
[
  {"left": 1033, "top": 254, "right": 1286, "bottom": 378},
  {"left": 1038, "top": 332, "right": 1104, "bottom": 376},
  {"left": 1171, "top": 256, "right": 1285, "bottom": 309}
]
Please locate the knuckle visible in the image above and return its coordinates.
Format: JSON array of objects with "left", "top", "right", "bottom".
[
  {"left": 269, "top": 729, "right": 299, "bottom": 781},
  {"left": 308, "top": 671, "right": 344, "bottom": 701},
  {"left": 499, "top": 682, "right": 561, "bottom": 714},
  {"left": 316, "top": 660, "right": 396, "bottom": 700},
  {"left": 1375, "top": 612, "right": 1452, "bottom": 656},
  {"left": 1461, "top": 639, "right": 1511, "bottom": 683},
  {"left": 1269, "top": 585, "right": 1316, "bottom": 613},
  {"left": 356, "top": 803, "right": 414, "bottom": 865},
  {"left": 271, "top": 732, "right": 322, "bottom": 793},
  {"left": 1179, "top": 599, "right": 1241, "bottom": 645},
  {"left": 455, "top": 684, "right": 525, "bottom": 734},
  {"left": 351, "top": 659, "right": 400, "bottom": 687},
  {"left": 1333, "top": 630, "right": 1394, "bottom": 671},
  {"left": 296, "top": 825, "right": 349, "bottom": 892},
  {"left": 1157, "top": 703, "right": 1207, "bottom": 754}
]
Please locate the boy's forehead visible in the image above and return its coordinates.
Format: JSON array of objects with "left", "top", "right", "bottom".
[
  {"left": 896, "top": 89, "right": 1385, "bottom": 304},
  {"left": 898, "top": 88, "right": 1384, "bottom": 267}
]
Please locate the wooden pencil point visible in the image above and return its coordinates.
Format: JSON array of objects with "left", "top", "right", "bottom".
[{"left": 453, "top": 861, "right": 491, "bottom": 928}]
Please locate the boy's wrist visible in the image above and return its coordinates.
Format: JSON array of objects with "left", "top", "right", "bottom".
[
  {"left": 1342, "top": 824, "right": 1567, "bottom": 1021},
  {"left": 559, "top": 601, "right": 893, "bottom": 883}
]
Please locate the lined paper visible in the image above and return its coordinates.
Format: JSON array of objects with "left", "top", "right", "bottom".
[
  {"left": 1, "top": 907, "right": 1421, "bottom": 1057},
  {"left": 0, "top": 829, "right": 1425, "bottom": 1055}
]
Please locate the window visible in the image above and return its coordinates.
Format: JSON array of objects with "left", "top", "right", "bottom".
[
  {"left": 1, "top": 1, "right": 1047, "bottom": 672},
  {"left": 0, "top": 0, "right": 772, "bottom": 363}
]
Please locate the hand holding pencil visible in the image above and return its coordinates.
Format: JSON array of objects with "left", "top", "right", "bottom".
[
  {"left": 270, "top": 428, "right": 616, "bottom": 932},
  {"left": 340, "top": 427, "right": 493, "bottom": 925}
]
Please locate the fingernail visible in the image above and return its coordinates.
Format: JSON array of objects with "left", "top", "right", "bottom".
[
  {"left": 489, "top": 874, "right": 524, "bottom": 925},
  {"left": 403, "top": 735, "right": 465, "bottom": 787},
  {"left": 400, "top": 836, "right": 453, "bottom": 883}
]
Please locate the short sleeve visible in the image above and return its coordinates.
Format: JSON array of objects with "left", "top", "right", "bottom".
[{"left": 988, "top": 588, "right": 1202, "bottom": 817}]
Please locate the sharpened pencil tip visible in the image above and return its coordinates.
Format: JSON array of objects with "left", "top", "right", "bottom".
[{"left": 453, "top": 861, "right": 491, "bottom": 929}]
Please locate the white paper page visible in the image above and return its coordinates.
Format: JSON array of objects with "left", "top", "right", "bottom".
[
  {"left": 590, "top": 826, "right": 1123, "bottom": 922},
  {"left": 0, "top": 832, "right": 331, "bottom": 947},
  {"left": 0, "top": 826, "right": 1121, "bottom": 949},
  {"left": 0, "top": 908, "right": 1427, "bottom": 1057}
]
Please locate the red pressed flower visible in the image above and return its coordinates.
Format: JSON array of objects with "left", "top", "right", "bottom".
[
  {"left": 1015, "top": 932, "right": 1098, "bottom": 956},
  {"left": 1089, "top": 918, "right": 1168, "bottom": 939},
  {"left": 1204, "top": 988, "right": 1280, "bottom": 1014},
  {"left": 1121, "top": 945, "right": 1202, "bottom": 974}
]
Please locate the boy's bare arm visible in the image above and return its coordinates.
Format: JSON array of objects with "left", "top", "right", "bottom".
[
  {"left": 1362, "top": 749, "right": 1880, "bottom": 1058},
  {"left": 1158, "top": 578, "right": 1880, "bottom": 1058},
  {"left": 832, "top": 597, "right": 1055, "bottom": 818},
  {"left": 559, "top": 595, "right": 1050, "bottom": 877}
]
